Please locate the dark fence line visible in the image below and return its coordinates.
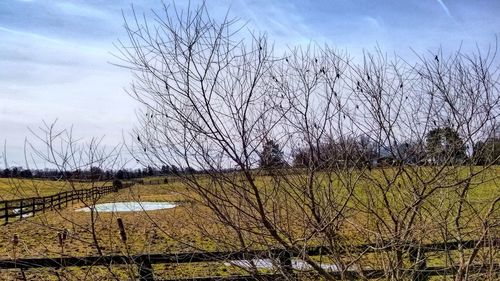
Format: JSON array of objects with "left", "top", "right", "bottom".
[
  {"left": 0, "top": 183, "right": 134, "bottom": 225},
  {"left": 158, "top": 263, "right": 500, "bottom": 281},
  {"left": 133, "top": 178, "right": 182, "bottom": 185},
  {"left": 0, "top": 239, "right": 498, "bottom": 281}
]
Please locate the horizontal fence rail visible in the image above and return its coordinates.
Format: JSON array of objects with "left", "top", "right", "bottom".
[
  {"left": 157, "top": 264, "right": 500, "bottom": 281},
  {"left": 134, "top": 178, "right": 182, "bottom": 185},
  {"left": 0, "top": 239, "right": 498, "bottom": 281},
  {"left": 0, "top": 182, "right": 134, "bottom": 225}
]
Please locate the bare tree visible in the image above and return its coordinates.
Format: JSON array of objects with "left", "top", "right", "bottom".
[
  {"left": 10, "top": 121, "right": 127, "bottom": 280},
  {"left": 117, "top": 2, "right": 500, "bottom": 280}
]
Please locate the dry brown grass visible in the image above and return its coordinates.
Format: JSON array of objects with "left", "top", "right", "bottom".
[{"left": 0, "top": 169, "right": 497, "bottom": 280}]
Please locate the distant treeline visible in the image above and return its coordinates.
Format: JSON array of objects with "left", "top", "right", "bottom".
[
  {"left": 2, "top": 126, "right": 499, "bottom": 180},
  {"left": 0, "top": 165, "right": 200, "bottom": 181},
  {"left": 261, "top": 127, "right": 500, "bottom": 170}
]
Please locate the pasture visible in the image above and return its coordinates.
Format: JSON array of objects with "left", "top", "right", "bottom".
[
  {"left": 0, "top": 178, "right": 108, "bottom": 201},
  {"left": 0, "top": 166, "right": 498, "bottom": 280}
]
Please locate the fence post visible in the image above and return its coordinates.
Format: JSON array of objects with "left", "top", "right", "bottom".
[
  {"left": 19, "top": 200, "right": 24, "bottom": 220},
  {"left": 4, "top": 202, "right": 8, "bottom": 225},
  {"left": 277, "top": 249, "right": 294, "bottom": 280},
  {"left": 31, "top": 198, "right": 36, "bottom": 216},
  {"left": 58, "top": 193, "right": 61, "bottom": 209},
  {"left": 138, "top": 256, "right": 155, "bottom": 281},
  {"left": 409, "top": 246, "right": 428, "bottom": 281}
]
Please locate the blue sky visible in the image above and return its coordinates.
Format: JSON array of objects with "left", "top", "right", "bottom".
[{"left": 1, "top": 0, "right": 499, "bottom": 166}]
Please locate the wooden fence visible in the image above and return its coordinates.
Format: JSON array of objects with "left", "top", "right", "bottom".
[
  {"left": 134, "top": 178, "right": 179, "bottom": 185},
  {"left": 0, "top": 238, "right": 497, "bottom": 281},
  {"left": 0, "top": 183, "right": 134, "bottom": 225}
]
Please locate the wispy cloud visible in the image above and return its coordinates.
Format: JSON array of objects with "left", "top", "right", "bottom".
[
  {"left": 0, "top": 0, "right": 499, "bottom": 165},
  {"left": 436, "top": 0, "right": 453, "bottom": 18},
  {"left": 0, "top": 26, "right": 63, "bottom": 44}
]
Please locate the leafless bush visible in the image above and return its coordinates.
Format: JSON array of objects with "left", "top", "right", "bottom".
[{"left": 4, "top": 121, "right": 128, "bottom": 280}]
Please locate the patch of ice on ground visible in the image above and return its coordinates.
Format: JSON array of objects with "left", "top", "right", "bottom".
[
  {"left": 224, "top": 258, "right": 340, "bottom": 271},
  {"left": 76, "top": 201, "right": 176, "bottom": 212}
]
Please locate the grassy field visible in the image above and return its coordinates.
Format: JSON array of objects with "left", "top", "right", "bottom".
[
  {"left": 0, "top": 166, "right": 497, "bottom": 280},
  {"left": 0, "top": 178, "right": 111, "bottom": 201},
  {"left": 0, "top": 183, "right": 231, "bottom": 280}
]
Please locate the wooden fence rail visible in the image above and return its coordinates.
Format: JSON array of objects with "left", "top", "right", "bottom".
[
  {"left": 0, "top": 183, "right": 134, "bottom": 225},
  {"left": 134, "top": 178, "right": 179, "bottom": 185},
  {"left": 0, "top": 239, "right": 497, "bottom": 281}
]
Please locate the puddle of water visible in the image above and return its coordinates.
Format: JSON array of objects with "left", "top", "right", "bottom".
[
  {"left": 75, "top": 201, "right": 177, "bottom": 212},
  {"left": 224, "top": 258, "right": 340, "bottom": 271}
]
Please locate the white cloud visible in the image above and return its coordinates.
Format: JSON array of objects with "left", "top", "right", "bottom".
[{"left": 0, "top": 25, "right": 134, "bottom": 165}]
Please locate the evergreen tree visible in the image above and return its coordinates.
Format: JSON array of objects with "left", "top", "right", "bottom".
[
  {"left": 426, "top": 127, "right": 466, "bottom": 164},
  {"left": 259, "top": 139, "right": 286, "bottom": 169}
]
